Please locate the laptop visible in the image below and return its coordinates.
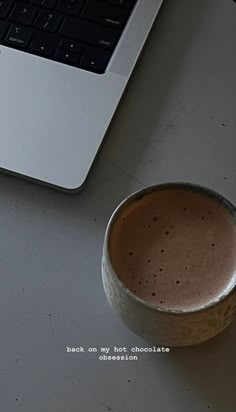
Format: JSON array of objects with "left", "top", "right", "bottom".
[{"left": 0, "top": 0, "right": 163, "bottom": 192}]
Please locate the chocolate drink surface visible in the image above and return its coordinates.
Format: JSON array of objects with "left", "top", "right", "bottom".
[{"left": 109, "top": 188, "right": 236, "bottom": 311}]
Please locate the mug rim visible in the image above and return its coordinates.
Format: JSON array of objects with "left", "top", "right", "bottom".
[{"left": 104, "top": 182, "right": 236, "bottom": 315}]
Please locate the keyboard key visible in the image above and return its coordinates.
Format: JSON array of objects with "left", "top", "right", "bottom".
[
  {"left": 55, "top": 47, "right": 79, "bottom": 64},
  {"left": 56, "top": 0, "right": 84, "bottom": 16},
  {"left": 32, "top": 0, "right": 57, "bottom": 9},
  {"left": 0, "top": 0, "right": 13, "bottom": 18},
  {"left": 60, "top": 37, "right": 83, "bottom": 53},
  {"left": 0, "top": 19, "right": 9, "bottom": 39},
  {"left": 109, "top": 0, "right": 134, "bottom": 7},
  {"left": 30, "top": 33, "right": 58, "bottom": 55},
  {"left": 82, "top": 0, "right": 130, "bottom": 29},
  {"left": 30, "top": 39, "right": 54, "bottom": 55},
  {"left": 10, "top": 2, "right": 37, "bottom": 25},
  {"left": 5, "top": 24, "right": 31, "bottom": 46},
  {"left": 60, "top": 18, "right": 120, "bottom": 49},
  {"left": 80, "top": 46, "right": 111, "bottom": 73},
  {"left": 34, "top": 11, "right": 62, "bottom": 32}
]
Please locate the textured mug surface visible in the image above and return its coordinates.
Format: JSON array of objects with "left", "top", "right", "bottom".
[{"left": 101, "top": 183, "right": 236, "bottom": 347}]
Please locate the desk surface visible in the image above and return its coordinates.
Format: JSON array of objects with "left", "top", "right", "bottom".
[{"left": 1, "top": 0, "right": 236, "bottom": 411}]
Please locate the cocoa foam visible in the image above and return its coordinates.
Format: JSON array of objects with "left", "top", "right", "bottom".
[{"left": 109, "top": 188, "right": 236, "bottom": 311}]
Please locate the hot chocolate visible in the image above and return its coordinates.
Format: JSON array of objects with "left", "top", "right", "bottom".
[{"left": 109, "top": 187, "right": 236, "bottom": 310}]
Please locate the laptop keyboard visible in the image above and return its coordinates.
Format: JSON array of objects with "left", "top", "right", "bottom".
[{"left": 0, "top": 0, "right": 137, "bottom": 73}]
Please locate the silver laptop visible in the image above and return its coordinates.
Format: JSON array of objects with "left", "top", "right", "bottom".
[{"left": 0, "top": 0, "right": 163, "bottom": 192}]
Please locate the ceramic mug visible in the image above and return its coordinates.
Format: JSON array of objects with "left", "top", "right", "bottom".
[{"left": 101, "top": 183, "right": 236, "bottom": 347}]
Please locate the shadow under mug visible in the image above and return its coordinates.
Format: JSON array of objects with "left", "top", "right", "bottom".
[{"left": 101, "top": 182, "right": 236, "bottom": 347}]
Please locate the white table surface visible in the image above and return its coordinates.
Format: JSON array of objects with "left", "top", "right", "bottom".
[{"left": 1, "top": 0, "right": 236, "bottom": 411}]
